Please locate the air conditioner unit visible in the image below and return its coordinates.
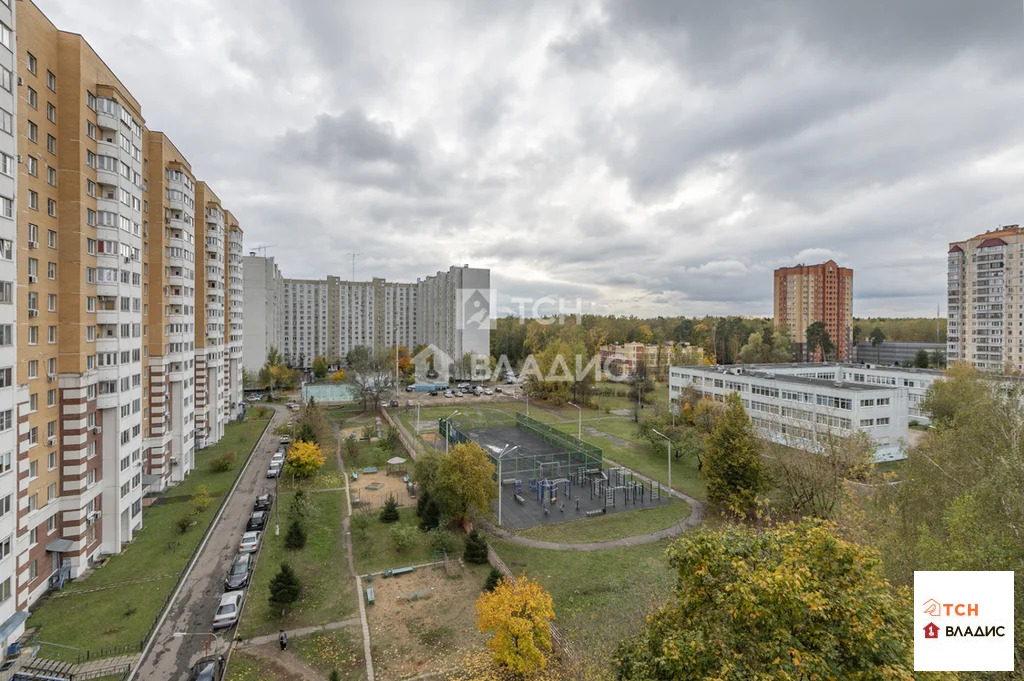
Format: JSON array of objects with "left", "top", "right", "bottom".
[
  {"left": 93, "top": 426, "right": 102, "bottom": 434},
  {"left": 28, "top": 309, "right": 38, "bottom": 318},
  {"left": 47, "top": 436, "right": 55, "bottom": 445},
  {"left": 28, "top": 241, "right": 38, "bottom": 249},
  {"left": 124, "top": 256, "right": 131, "bottom": 264},
  {"left": 16, "top": 76, "right": 21, "bottom": 86},
  {"left": 46, "top": 374, "right": 55, "bottom": 382},
  {"left": 28, "top": 275, "right": 37, "bottom": 283}
]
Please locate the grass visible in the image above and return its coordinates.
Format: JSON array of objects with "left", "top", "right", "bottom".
[
  {"left": 27, "top": 411, "right": 272, "bottom": 658},
  {"left": 489, "top": 537, "right": 677, "bottom": 678},
  {"left": 292, "top": 628, "right": 366, "bottom": 679},
  {"left": 513, "top": 501, "right": 689, "bottom": 544},
  {"left": 352, "top": 507, "right": 462, "bottom": 575},
  {"left": 238, "top": 490, "right": 355, "bottom": 639}
]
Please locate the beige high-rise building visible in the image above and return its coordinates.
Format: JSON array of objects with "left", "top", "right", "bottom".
[
  {"left": 2, "top": 0, "right": 244, "bottom": 617},
  {"left": 773, "top": 260, "right": 854, "bottom": 362},
  {"left": 947, "top": 225, "right": 1024, "bottom": 371}
]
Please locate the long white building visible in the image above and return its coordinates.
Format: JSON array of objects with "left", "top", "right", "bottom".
[
  {"left": 670, "top": 364, "right": 917, "bottom": 461},
  {"left": 242, "top": 260, "right": 490, "bottom": 377}
]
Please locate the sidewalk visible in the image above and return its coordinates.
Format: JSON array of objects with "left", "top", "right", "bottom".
[{"left": 235, "top": 618, "right": 360, "bottom": 648}]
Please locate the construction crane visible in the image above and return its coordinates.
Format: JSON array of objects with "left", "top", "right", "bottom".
[{"left": 248, "top": 244, "right": 278, "bottom": 257}]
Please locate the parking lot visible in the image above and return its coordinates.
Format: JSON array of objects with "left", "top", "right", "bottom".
[{"left": 133, "top": 405, "right": 286, "bottom": 681}]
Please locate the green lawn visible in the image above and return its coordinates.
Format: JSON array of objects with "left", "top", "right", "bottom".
[
  {"left": 238, "top": 490, "right": 354, "bottom": 638},
  {"left": 292, "top": 628, "right": 366, "bottom": 679},
  {"left": 28, "top": 412, "right": 272, "bottom": 658},
  {"left": 513, "top": 501, "right": 689, "bottom": 544},
  {"left": 352, "top": 507, "right": 462, "bottom": 575},
  {"left": 489, "top": 537, "right": 677, "bottom": 679},
  {"left": 278, "top": 445, "right": 345, "bottom": 491}
]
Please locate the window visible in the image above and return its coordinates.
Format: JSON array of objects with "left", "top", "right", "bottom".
[
  {"left": 0, "top": 452, "right": 8, "bottom": 474},
  {"left": 26, "top": 52, "right": 36, "bottom": 74},
  {"left": 0, "top": 536, "right": 9, "bottom": 560},
  {"left": 0, "top": 65, "right": 8, "bottom": 92},
  {"left": 47, "top": 166, "right": 56, "bottom": 186},
  {"left": 0, "top": 238, "right": 9, "bottom": 260},
  {"left": 26, "top": 86, "right": 36, "bottom": 109},
  {"left": 28, "top": 190, "right": 37, "bottom": 210},
  {"left": 27, "top": 120, "right": 36, "bottom": 142},
  {"left": 27, "top": 326, "right": 37, "bottom": 345},
  {"left": 0, "top": 196, "right": 9, "bottom": 219},
  {"left": 47, "top": 262, "right": 55, "bottom": 279},
  {"left": 47, "top": 198, "right": 56, "bottom": 217},
  {"left": 0, "top": 108, "right": 9, "bottom": 134},
  {"left": 0, "top": 153, "right": 10, "bottom": 178},
  {"left": 46, "top": 70, "right": 55, "bottom": 91},
  {"left": 46, "top": 134, "right": 55, "bottom": 154},
  {"left": 0, "top": 367, "right": 8, "bottom": 387},
  {"left": 0, "top": 22, "right": 10, "bottom": 50},
  {"left": 0, "top": 410, "right": 9, "bottom": 431},
  {"left": 87, "top": 91, "right": 95, "bottom": 109},
  {"left": 47, "top": 516, "right": 55, "bottom": 532},
  {"left": 47, "top": 389, "right": 55, "bottom": 407},
  {"left": 46, "top": 102, "right": 55, "bottom": 123},
  {"left": 86, "top": 120, "right": 95, "bottom": 139},
  {"left": 0, "top": 325, "right": 10, "bottom": 347},
  {"left": 0, "top": 282, "right": 9, "bottom": 304},
  {"left": 27, "top": 360, "right": 37, "bottom": 379},
  {"left": 47, "top": 229, "right": 56, "bottom": 248},
  {"left": 0, "top": 578, "right": 9, "bottom": 603},
  {"left": 47, "top": 326, "right": 56, "bottom": 344},
  {"left": 47, "top": 294, "right": 55, "bottom": 312},
  {"left": 28, "top": 460, "right": 36, "bottom": 478},
  {"left": 47, "top": 483, "right": 55, "bottom": 502},
  {"left": 26, "top": 156, "right": 36, "bottom": 176}
]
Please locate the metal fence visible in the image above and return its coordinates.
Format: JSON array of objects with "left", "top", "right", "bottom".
[{"left": 514, "top": 413, "right": 602, "bottom": 463}]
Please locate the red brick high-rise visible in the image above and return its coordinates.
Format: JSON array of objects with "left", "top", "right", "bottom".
[{"left": 774, "top": 260, "right": 854, "bottom": 361}]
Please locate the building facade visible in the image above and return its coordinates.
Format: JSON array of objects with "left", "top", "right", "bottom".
[
  {"left": 947, "top": 225, "right": 1024, "bottom": 371},
  {"left": 852, "top": 341, "right": 945, "bottom": 367},
  {"left": 243, "top": 261, "right": 490, "bottom": 376},
  {"left": 773, "top": 260, "right": 854, "bottom": 361},
  {"left": 669, "top": 364, "right": 911, "bottom": 461},
  {"left": 0, "top": 0, "right": 245, "bottom": 622}
]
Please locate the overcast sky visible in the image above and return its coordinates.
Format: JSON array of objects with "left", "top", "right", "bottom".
[{"left": 46, "top": 0, "right": 1024, "bottom": 319}]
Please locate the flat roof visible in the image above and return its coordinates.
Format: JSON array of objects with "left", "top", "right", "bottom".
[{"left": 671, "top": 365, "right": 901, "bottom": 392}]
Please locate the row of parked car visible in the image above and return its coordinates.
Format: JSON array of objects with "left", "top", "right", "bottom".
[
  {"left": 266, "top": 439, "right": 289, "bottom": 478},
  {"left": 212, "top": 492, "right": 273, "bottom": 632}
]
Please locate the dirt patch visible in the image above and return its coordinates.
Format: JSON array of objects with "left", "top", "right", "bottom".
[
  {"left": 582, "top": 425, "right": 632, "bottom": 448},
  {"left": 366, "top": 564, "right": 490, "bottom": 681},
  {"left": 352, "top": 470, "right": 415, "bottom": 510},
  {"left": 232, "top": 642, "right": 320, "bottom": 681}
]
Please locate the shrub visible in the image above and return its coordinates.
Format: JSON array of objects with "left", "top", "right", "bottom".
[
  {"left": 418, "top": 497, "right": 441, "bottom": 531},
  {"left": 177, "top": 515, "right": 193, "bottom": 534},
  {"left": 350, "top": 510, "right": 372, "bottom": 539},
  {"left": 463, "top": 529, "right": 489, "bottom": 565},
  {"left": 285, "top": 441, "right": 326, "bottom": 478},
  {"left": 209, "top": 451, "right": 236, "bottom": 473},
  {"left": 389, "top": 524, "right": 418, "bottom": 553},
  {"left": 428, "top": 528, "right": 457, "bottom": 554},
  {"left": 191, "top": 484, "right": 212, "bottom": 514},
  {"left": 379, "top": 494, "right": 399, "bottom": 523},
  {"left": 268, "top": 562, "right": 302, "bottom": 613},
  {"left": 285, "top": 518, "right": 307, "bottom": 550},
  {"left": 330, "top": 671, "right": 341, "bottom": 681},
  {"left": 289, "top": 490, "right": 315, "bottom": 522},
  {"left": 483, "top": 567, "right": 503, "bottom": 592}
]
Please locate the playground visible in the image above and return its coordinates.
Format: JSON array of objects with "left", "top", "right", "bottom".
[
  {"left": 350, "top": 466, "right": 417, "bottom": 510},
  {"left": 450, "top": 413, "right": 673, "bottom": 531}
]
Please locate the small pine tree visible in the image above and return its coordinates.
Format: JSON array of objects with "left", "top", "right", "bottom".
[
  {"left": 463, "top": 529, "right": 489, "bottom": 564},
  {"left": 329, "top": 671, "right": 341, "bottom": 681},
  {"left": 268, "top": 562, "right": 301, "bottom": 613},
  {"left": 285, "top": 518, "right": 307, "bottom": 550},
  {"left": 415, "top": 488, "right": 430, "bottom": 517},
  {"left": 418, "top": 497, "right": 441, "bottom": 531},
  {"left": 379, "top": 494, "right": 400, "bottom": 523},
  {"left": 483, "top": 567, "right": 503, "bottom": 592},
  {"left": 703, "top": 392, "right": 767, "bottom": 515}
]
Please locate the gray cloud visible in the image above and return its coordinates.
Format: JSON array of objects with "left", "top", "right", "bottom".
[{"left": 43, "top": 0, "right": 1024, "bottom": 320}]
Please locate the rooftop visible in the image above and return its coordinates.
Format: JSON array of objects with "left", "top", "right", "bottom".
[{"left": 670, "top": 364, "right": 914, "bottom": 392}]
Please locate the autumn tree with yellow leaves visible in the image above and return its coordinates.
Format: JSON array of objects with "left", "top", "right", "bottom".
[
  {"left": 284, "top": 440, "right": 325, "bottom": 478},
  {"left": 475, "top": 574, "right": 556, "bottom": 676}
]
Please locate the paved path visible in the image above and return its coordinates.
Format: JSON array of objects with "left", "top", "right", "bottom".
[
  {"left": 131, "top": 406, "right": 284, "bottom": 681},
  {"left": 234, "top": 642, "right": 323, "bottom": 681},
  {"left": 236, "top": 618, "right": 360, "bottom": 648},
  {"left": 484, "top": 459, "right": 705, "bottom": 551}
]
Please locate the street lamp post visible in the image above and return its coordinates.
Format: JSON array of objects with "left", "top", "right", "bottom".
[
  {"left": 568, "top": 402, "right": 582, "bottom": 440},
  {"left": 650, "top": 428, "right": 672, "bottom": 493},
  {"left": 497, "top": 444, "right": 520, "bottom": 527},
  {"left": 275, "top": 469, "right": 280, "bottom": 536},
  {"left": 445, "top": 410, "right": 459, "bottom": 455}
]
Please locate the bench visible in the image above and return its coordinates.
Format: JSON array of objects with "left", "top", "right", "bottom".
[
  {"left": 585, "top": 508, "right": 607, "bottom": 517},
  {"left": 362, "top": 467, "right": 378, "bottom": 474},
  {"left": 514, "top": 494, "right": 526, "bottom": 505},
  {"left": 384, "top": 566, "right": 415, "bottom": 578},
  {"left": 365, "top": 587, "right": 375, "bottom": 605},
  {"left": 351, "top": 472, "right": 359, "bottom": 481},
  {"left": 403, "top": 474, "right": 409, "bottom": 483}
]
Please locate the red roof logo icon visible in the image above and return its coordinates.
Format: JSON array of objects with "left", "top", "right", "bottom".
[{"left": 924, "top": 622, "right": 940, "bottom": 639}]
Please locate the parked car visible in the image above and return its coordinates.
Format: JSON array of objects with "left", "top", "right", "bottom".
[
  {"left": 444, "top": 390, "right": 453, "bottom": 398},
  {"left": 279, "top": 435, "right": 291, "bottom": 444},
  {"left": 266, "top": 462, "right": 281, "bottom": 478},
  {"left": 495, "top": 387, "right": 503, "bottom": 393},
  {"left": 238, "top": 531, "right": 261, "bottom": 554},
  {"left": 212, "top": 591, "right": 243, "bottom": 630},
  {"left": 484, "top": 388, "right": 494, "bottom": 395},
  {"left": 253, "top": 494, "right": 273, "bottom": 512},
  {"left": 188, "top": 654, "right": 225, "bottom": 681},
  {"left": 225, "top": 552, "right": 253, "bottom": 591},
  {"left": 429, "top": 390, "right": 438, "bottom": 396},
  {"left": 246, "top": 511, "right": 266, "bottom": 531},
  {"left": 389, "top": 399, "right": 399, "bottom": 407},
  {"left": 271, "top": 451, "right": 285, "bottom": 466}
]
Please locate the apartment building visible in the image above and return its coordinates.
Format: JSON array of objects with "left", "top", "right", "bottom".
[
  {"left": 241, "top": 253, "right": 283, "bottom": 373},
  {"left": 0, "top": 0, "right": 244, "bottom": 618},
  {"left": 193, "top": 183, "right": 225, "bottom": 449},
  {"left": 774, "top": 260, "right": 854, "bottom": 361},
  {"left": 242, "top": 260, "right": 489, "bottom": 376},
  {"left": 598, "top": 342, "right": 702, "bottom": 379},
  {"left": 669, "top": 364, "right": 910, "bottom": 461},
  {"left": 224, "top": 218, "right": 243, "bottom": 421},
  {"left": 143, "top": 133, "right": 196, "bottom": 489},
  {"left": 0, "top": 0, "right": 21, "bottom": 646},
  {"left": 947, "top": 225, "right": 1024, "bottom": 371}
]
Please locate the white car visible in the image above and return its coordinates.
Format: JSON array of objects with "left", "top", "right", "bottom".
[
  {"left": 444, "top": 390, "right": 453, "bottom": 398},
  {"left": 484, "top": 389, "right": 494, "bottom": 395},
  {"left": 213, "top": 591, "right": 243, "bottom": 629},
  {"left": 271, "top": 452, "right": 285, "bottom": 466},
  {"left": 266, "top": 462, "right": 282, "bottom": 478},
  {"left": 239, "top": 531, "right": 261, "bottom": 554}
]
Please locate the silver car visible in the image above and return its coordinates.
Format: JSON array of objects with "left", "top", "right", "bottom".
[{"left": 213, "top": 591, "right": 243, "bottom": 629}]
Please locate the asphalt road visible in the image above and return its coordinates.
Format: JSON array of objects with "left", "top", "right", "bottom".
[{"left": 133, "top": 405, "right": 286, "bottom": 680}]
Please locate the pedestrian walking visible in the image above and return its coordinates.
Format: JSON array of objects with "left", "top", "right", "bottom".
[{"left": 279, "top": 629, "right": 288, "bottom": 651}]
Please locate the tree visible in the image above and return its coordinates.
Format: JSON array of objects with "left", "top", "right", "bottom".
[
  {"left": 614, "top": 521, "right": 932, "bottom": 681},
  {"left": 418, "top": 495, "right": 441, "bottom": 531},
  {"left": 690, "top": 398, "right": 723, "bottom": 434},
  {"left": 346, "top": 346, "right": 395, "bottom": 410},
  {"left": 329, "top": 368, "right": 346, "bottom": 382},
  {"left": 929, "top": 349, "right": 946, "bottom": 369},
  {"left": 869, "top": 326, "right": 886, "bottom": 363},
  {"left": 285, "top": 518, "right": 307, "bottom": 550},
  {"left": 268, "top": 562, "right": 302, "bottom": 614},
  {"left": 765, "top": 431, "right": 872, "bottom": 520},
  {"left": 389, "top": 524, "right": 417, "bottom": 552},
  {"left": 413, "top": 449, "right": 442, "bottom": 492},
  {"left": 702, "top": 392, "right": 766, "bottom": 513},
  {"left": 920, "top": 363, "right": 988, "bottom": 426},
  {"left": 463, "top": 529, "right": 489, "bottom": 564},
  {"left": 350, "top": 509, "right": 372, "bottom": 540},
  {"left": 852, "top": 324, "right": 863, "bottom": 346},
  {"left": 804, "top": 321, "right": 834, "bottom": 362},
  {"left": 285, "top": 441, "right": 326, "bottom": 478},
  {"left": 475, "top": 574, "right": 555, "bottom": 675},
  {"left": 311, "top": 355, "right": 328, "bottom": 380},
  {"left": 434, "top": 443, "right": 496, "bottom": 523},
  {"left": 483, "top": 567, "right": 504, "bottom": 592},
  {"left": 738, "top": 328, "right": 791, "bottom": 364},
  {"left": 913, "top": 348, "right": 930, "bottom": 368},
  {"left": 379, "top": 494, "right": 399, "bottom": 523}
]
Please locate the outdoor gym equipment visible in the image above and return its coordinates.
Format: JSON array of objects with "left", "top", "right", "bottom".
[
  {"left": 383, "top": 566, "right": 415, "bottom": 578},
  {"left": 397, "top": 588, "right": 435, "bottom": 601}
]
